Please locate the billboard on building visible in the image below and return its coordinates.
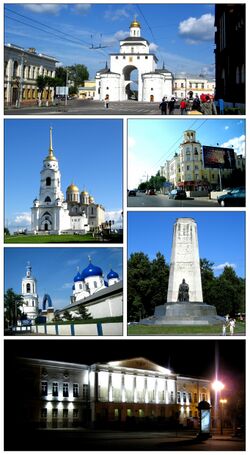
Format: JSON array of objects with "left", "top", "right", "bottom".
[{"left": 202, "top": 146, "right": 236, "bottom": 169}]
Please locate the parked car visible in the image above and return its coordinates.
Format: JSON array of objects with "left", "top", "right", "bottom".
[
  {"left": 169, "top": 189, "right": 187, "bottom": 200},
  {"left": 217, "top": 187, "right": 245, "bottom": 207},
  {"left": 128, "top": 190, "right": 137, "bottom": 197}
]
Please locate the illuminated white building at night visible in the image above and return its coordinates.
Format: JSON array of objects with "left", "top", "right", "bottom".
[{"left": 16, "top": 356, "right": 211, "bottom": 428}]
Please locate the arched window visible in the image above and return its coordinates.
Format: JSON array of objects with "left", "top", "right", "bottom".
[
  {"left": 26, "top": 283, "right": 31, "bottom": 293},
  {"left": 45, "top": 196, "right": 51, "bottom": 202},
  {"left": 46, "top": 177, "right": 51, "bottom": 186}
]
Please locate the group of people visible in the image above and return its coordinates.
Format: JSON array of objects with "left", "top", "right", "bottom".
[
  {"left": 159, "top": 94, "right": 217, "bottom": 115},
  {"left": 222, "top": 315, "right": 236, "bottom": 336},
  {"left": 159, "top": 97, "right": 176, "bottom": 115}
]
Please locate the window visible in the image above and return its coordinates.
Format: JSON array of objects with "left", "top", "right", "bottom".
[
  {"left": 73, "top": 383, "right": 79, "bottom": 397},
  {"left": 194, "top": 393, "right": 197, "bottom": 402},
  {"left": 52, "top": 408, "right": 58, "bottom": 419},
  {"left": 189, "top": 392, "right": 192, "bottom": 403},
  {"left": 170, "top": 391, "right": 174, "bottom": 403},
  {"left": 83, "top": 384, "right": 88, "bottom": 401},
  {"left": 195, "top": 165, "right": 199, "bottom": 170},
  {"left": 181, "top": 83, "right": 184, "bottom": 88},
  {"left": 45, "top": 196, "right": 51, "bottom": 202},
  {"left": 177, "top": 392, "right": 181, "bottom": 403},
  {"left": 52, "top": 382, "right": 58, "bottom": 397},
  {"left": 189, "top": 410, "right": 192, "bottom": 417},
  {"left": 183, "top": 392, "right": 187, "bottom": 403},
  {"left": 131, "top": 47, "right": 134, "bottom": 53},
  {"left": 127, "top": 409, "right": 132, "bottom": 417},
  {"left": 115, "top": 56, "right": 118, "bottom": 59},
  {"left": 46, "top": 177, "right": 51, "bottom": 186},
  {"left": 26, "top": 283, "right": 31, "bottom": 293},
  {"left": 187, "top": 166, "right": 190, "bottom": 171},
  {"left": 137, "top": 56, "right": 140, "bottom": 59},
  {"left": 73, "top": 409, "right": 79, "bottom": 419},
  {"left": 145, "top": 56, "right": 148, "bottom": 59},
  {"left": 63, "top": 409, "right": 68, "bottom": 419},
  {"left": 63, "top": 383, "right": 69, "bottom": 397},
  {"left": 41, "top": 408, "right": 47, "bottom": 418},
  {"left": 138, "top": 409, "right": 144, "bottom": 417}
]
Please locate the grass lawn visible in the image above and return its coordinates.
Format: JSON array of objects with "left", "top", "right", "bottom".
[
  {"left": 127, "top": 321, "right": 245, "bottom": 336},
  {"left": 4, "top": 233, "right": 122, "bottom": 244}
]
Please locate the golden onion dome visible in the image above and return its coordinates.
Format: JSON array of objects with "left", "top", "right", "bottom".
[
  {"left": 81, "top": 190, "right": 89, "bottom": 196},
  {"left": 130, "top": 19, "right": 140, "bottom": 28},
  {"left": 45, "top": 153, "right": 57, "bottom": 161},
  {"left": 67, "top": 183, "right": 79, "bottom": 192}
]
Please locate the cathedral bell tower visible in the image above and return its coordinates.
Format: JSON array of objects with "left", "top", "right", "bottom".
[
  {"left": 31, "top": 127, "right": 71, "bottom": 234},
  {"left": 21, "top": 262, "right": 39, "bottom": 320}
]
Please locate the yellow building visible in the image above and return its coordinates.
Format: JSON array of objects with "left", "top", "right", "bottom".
[{"left": 78, "top": 80, "right": 96, "bottom": 99}]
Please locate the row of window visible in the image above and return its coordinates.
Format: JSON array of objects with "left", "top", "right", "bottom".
[
  {"left": 177, "top": 391, "right": 207, "bottom": 404},
  {"left": 41, "top": 381, "right": 88, "bottom": 399},
  {"left": 115, "top": 55, "right": 149, "bottom": 60},
  {"left": 41, "top": 408, "right": 79, "bottom": 419},
  {"left": 5, "top": 60, "right": 55, "bottom": 79}
]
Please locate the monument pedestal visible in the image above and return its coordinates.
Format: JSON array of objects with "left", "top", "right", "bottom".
[{"left": 140, "top": 302, "right": 225, "bottom": 325}]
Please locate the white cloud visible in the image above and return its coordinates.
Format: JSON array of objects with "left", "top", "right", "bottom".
[
  {"left": 73, "top": 4, "right": 91, "bottom": 13},
  {"left": 128, "top": 136, "right": 136, "bottom": 149},
  {"left": 149, "top": 43, "right": 158, "bottom": 52},
  {"left": 221, "top": 135, "right": 246, "bottom": 157},
  {"left": 179, "top": 13, "right": 215, "bottom": 43},
  {"left": 12, "top": 212, "right": 31, "bottom": 226},
  {"left": 105, "top": 210, "right": 123, "bottom": 229},
  {"left": 224, "top": 126, "right": 230, "bottom": 130},
  {"left": 213, "top": 262, "right": 236, "bottom": 271},
  {"left": 23, "top": 4, "right": 65, "bottom": 14},
  {"left": 104, "top": 7, "right": 130, "bottom": 21}
]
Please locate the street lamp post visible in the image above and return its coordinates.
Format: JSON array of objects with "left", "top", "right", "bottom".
[
  {"left": 212, "top": 380, "right": 224, "bottom": 434},
  {"left": 220, "top": 398, "right": 227, "bottom": 435}
]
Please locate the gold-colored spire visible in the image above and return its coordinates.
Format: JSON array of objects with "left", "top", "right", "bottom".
[{"left": 46, "top": 127, "right": 57, "bottom": 161}]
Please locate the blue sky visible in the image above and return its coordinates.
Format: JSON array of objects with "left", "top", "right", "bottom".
[
  {"left": 4, "top": 247, "right": 123, "bottom": 310},
  {"left": 128, "top": 212, "right": 245, "bottom": 278},
  {"left": 4, "top": 119, "right": 123, "bottom": 231},
  {"left": 5, "top": 4, "right": 216, "bottom": 79},
  {"left": 128, "top": 119, "right": 245, "bottom": 188}
]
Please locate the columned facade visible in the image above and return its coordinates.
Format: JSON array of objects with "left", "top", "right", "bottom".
[{"left": 14, "top": 356, "right": 211, "bottom": 430}]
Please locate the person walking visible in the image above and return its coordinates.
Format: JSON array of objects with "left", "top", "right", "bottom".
[
  {"left": 168, "top": 97, "right": 175, "bottom": 115},
  {"left": 180, "top": 98, "right": 187, "bottom": 115},
  {"left": 200, "top": 95, "right": 217, "bottom": 115},
  {"left": 229, "top": 318, "right": 236, "bottom": 336},
  {"left": 159, "top": 98, "right": 167, "bottom": 115},
  {"left": 104, "top": 95, "right": 109, "bottom": 109}
]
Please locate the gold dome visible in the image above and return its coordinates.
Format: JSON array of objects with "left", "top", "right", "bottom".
[
  {"left": 81, "top": 190, "right": 89, "bottom": 195},
  {"left": 67, "top": 183, "right": 79, "bottom": 192},
  {"left": 45, "top": 154, "right": 57, "bottom": 161},
  {"left": 130, "top": 19, "right": 140, "bottom": 28}
]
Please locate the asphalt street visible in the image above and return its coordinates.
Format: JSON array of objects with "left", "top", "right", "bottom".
[
  {"left": 5, "top": 99, "right": 185, "bottom": 116},
  {"left": 128, "top": 192, "right": 219, "bottom": 207},
  {"left": 7, "top": 429, "right": 244, "bottom": 451}
]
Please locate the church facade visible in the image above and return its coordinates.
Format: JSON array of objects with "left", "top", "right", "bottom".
[
  {"left": 95, "top": 19, "right": 214, "bottom": 103},
  {"left": 30, "top": 127, "right": 105, "bottom": 235},
  {"left": 20, "top": 262, "right": 39, "bottom": 321}
]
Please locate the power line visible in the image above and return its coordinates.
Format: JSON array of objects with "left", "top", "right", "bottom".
[
  {"left": 5, "top": 7, "right": 91, "bottom": 46},
  {"left": 135, "top": 5, "right": 165, "bottom": 65}
]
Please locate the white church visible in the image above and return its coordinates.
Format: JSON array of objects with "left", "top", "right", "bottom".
[
  {"left": 19, "top": 258, "right": 122, "bottom": 322},
  {"left": 94, "top": 18, "right": 215, "bottom": 103},
  {"left": 30, "top": 127, "right": 105, "bottom": 235}
]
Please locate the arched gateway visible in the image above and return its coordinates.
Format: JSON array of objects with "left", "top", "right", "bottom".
[{"left": 95, "top": 18, "right": 173, "bottom": 102}]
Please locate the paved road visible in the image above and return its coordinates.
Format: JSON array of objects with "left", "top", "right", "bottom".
[
  {"left": 5, "top": 99, "right": 185, "bottom": 116},
  {"left": 8, "top": 429, "right": 244, "bottom": 451},
  {"left": 128, "top": 193, "right": 219, "bottom": 208}
]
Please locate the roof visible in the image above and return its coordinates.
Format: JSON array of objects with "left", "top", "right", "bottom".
[
  {"left": 61, "top": 280, "right": 123, "bottom": 312},
  {"left": 121, "top": 36, "right": 149, "bottom": 44}
]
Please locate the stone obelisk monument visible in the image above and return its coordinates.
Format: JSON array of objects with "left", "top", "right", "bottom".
[
  {"left": 167, "top": 218, "right": 203, "bottom": 303},
  {"left": 140, "top": 217, "right": 224, "bottom": 325}
]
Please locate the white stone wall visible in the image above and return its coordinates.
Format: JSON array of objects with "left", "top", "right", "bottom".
[{"left": 86, "top": 294, "right": 123, "bottom": 319}]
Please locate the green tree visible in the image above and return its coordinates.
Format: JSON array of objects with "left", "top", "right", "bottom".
[
  {"left": 67, "top": 64, "right": 89, "bottom": 87},
  {"left": 4, "top": 227, "right": 10, "bottom": 236},
  {"left": 36, "top": 75, "right": 47, "bottom": 99},
  {"left": 77, "top": 304, "right": 92, "bottom": 320},
  {"left": 4, "top": 288, "right": 24, "bottom": 327},
  {"left": 63, "top": 310, "right": 72, "bottom": 320},
  {"left": 200, "top": 258, "right": 216, "bottom": 305},
  {"left": 127, "top": 252, "right": 153, "bottom": 321},
  {"left": 216, "top": 266, "right": 245, "bottom": 316},
  {"left": 150, "top": 252, "right": 169, "bottom": 309}
]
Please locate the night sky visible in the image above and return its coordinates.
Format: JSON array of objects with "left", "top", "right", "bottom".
[{"left": 5, "top": 339, "right": 245, "bottom": 391}]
